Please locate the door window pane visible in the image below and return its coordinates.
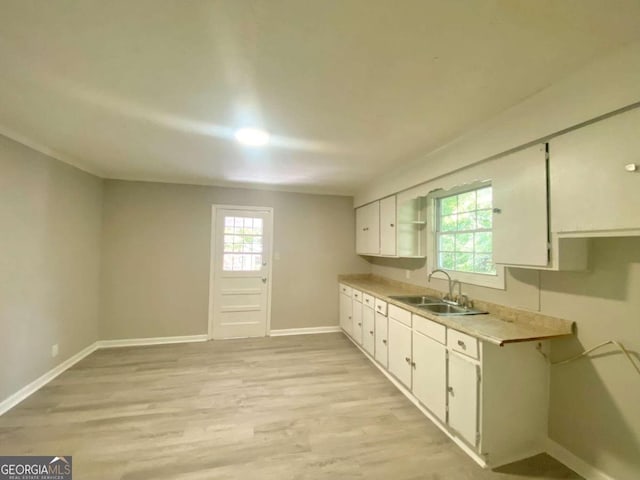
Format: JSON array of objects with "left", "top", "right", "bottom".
[{"left": 222, "top": 216, "right": 264, "bottom": 271}]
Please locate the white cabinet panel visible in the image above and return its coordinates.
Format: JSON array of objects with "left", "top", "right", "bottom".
[
  {"left": 448, "top": 352, "right": 479, "bottom": 447},
  {"left": 413, "top": 314, "right": 445, "bottom": 344},
  {"left": 492, "top": 144, "right": 549, "bottom": 267},
  {"left": 388, "top": 304, "right": 411, "bottom": 327},
  {"left": 388, "top": 318, "right": 412, "bottom": 388},
  {"left": 355, "top": 202, "right": 380, "bottom": 255},
  {"left": 447, "top": 329, "right": 478, "bottom": 360},
  {"left": 374, "top": 298, "right": 388, "bottom": 316},
  {"left": 412, "top": 331, "right": 447, "bottom": 423},
  {"left": 550, "top": 107, "right": 640, "bottom": 235},
  {"left": 374, "top": 312, "right": 388, "bottom": 367},
  {"left": 352, "top": 298, "right": 363, "bottom": 345},
  {"left": 361, "top": 305, "right": 374, "bottom": 352},
  {"left": 380, "top": 196, "right": 397, "bottom": 256},
  {"left": 339, "top": 292, "right": 352, "bottom": 336},
  {"left": 363, "top": 311, "right": 376, "bottom": 356}
]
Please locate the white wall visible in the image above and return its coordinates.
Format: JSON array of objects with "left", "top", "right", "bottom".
[
  {"left": 0, "top": 134, "right": 103, "bottom": 403},
  {"left": 100, "top": 180, "right": 370, "bottom": 339}
]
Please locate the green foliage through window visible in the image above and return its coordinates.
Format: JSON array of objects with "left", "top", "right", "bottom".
[{"left": 436, "top": 186, "right": 496, "bottom": 275}]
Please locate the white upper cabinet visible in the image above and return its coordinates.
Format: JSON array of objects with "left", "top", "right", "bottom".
[
  {"left": 379, "top": 196, "right": 397, "bottom": 256},
  {"left": 355, "top": 201, "right": 380, "bottom": 254},
  {"left": 355, "top": 194, "right": 424, "bottom": 257},
  {"left": 492, "top": 144, "right": 549, "bottom": 267},
  {"left": 549, "top": 107, "right": 640, "bottom": 236}
]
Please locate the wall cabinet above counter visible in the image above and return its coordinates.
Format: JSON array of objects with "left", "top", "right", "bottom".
[
  {"left": 354, "top": 106, "right": 640, "bottom": 272},
  {"left": 549, "top": 106, "right": 640, "bottom": 237},
  {"left": 355, "top": 194, "right": 425, "bottom": 258}
]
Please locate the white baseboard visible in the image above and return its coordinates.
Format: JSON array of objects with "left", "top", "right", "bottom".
[
  {"left": 0, "top": 334, "right": 209, "bottom": 416},
  {"left": 0, "top": 342, "right": 99, "bottom": 416},
  {"left": 270, "top": 326, "right": 341, "bottom": 337},
  {"left": 97, "top": 334, "right": 209, "bottom": 348},
  {"left": 546, "top": 438, "right": 615, "bottom": 480}
]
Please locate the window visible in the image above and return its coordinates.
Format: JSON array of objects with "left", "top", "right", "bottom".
[
  {"left": 223, "top": 216, "right": 263, "bottom": 271},
  {"left": 436, "top": 186, "right": 495, "bottom": 275}
]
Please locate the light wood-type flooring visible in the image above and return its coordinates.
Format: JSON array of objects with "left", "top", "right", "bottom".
[{"left": 0, "top": 333, "right": 581, "bottom": 479}]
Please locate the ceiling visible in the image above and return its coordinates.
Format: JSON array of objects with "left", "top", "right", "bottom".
[{"left": 1, "top": 1, "right": 639, "bottom": 195}]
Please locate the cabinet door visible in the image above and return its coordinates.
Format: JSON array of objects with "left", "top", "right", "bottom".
[
  {"left": 492, "top": 144, "right": 549, "bottom": 267},
  {"left": 355, "top": 202, "right": 380, "bottom": 254},
  {"left": 352, "top": 299, "right": 363, "bottom": 345},
  {"left": 412, "top": 332, "right": 447, "bottom": 423},
  {"left": 374, "top": 311, "right": 388, "bottom": 367},
  {"left": 550, "top": 107, "right": 640, "bottom": 234},
  {"left": 448, "top": 352, "right": 479, "bottom": 447},
  {"left": 339, "top": 293, "right": 352, "bottom": 336},
  {"left": 363, "top": 310, "right": 376, "bottom": 356},
  {"left": 379, "top": 196, "right": 397, "bottom": 256},
  {"left": 388, "top": 318, "right": 412, "bottom": 388}
]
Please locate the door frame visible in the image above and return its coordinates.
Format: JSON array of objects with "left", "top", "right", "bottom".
[{"left": 208, "top": 204, "right": 274, "bottom": 339}]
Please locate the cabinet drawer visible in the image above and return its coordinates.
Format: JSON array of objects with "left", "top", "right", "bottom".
[
  {"left": 388, "top": 304, "right": 411, "bottom": 327},
  {"left": 352, "top": 289, "right": 362, "bottom": 302},
  {"left": 339, "top": 284, "right": 352, "bottom": 297},
  {"left": 375, "top": 298, "right": 388, "bottom": 316},
  {"left": 447, "top": 330, "right": 478, "bottom": 360},
  {"left": 363, "top": 293, "right": 375, "bottom": 308},
  {"left": 413, "top": 314, "right": 446, "bottom": 344}
]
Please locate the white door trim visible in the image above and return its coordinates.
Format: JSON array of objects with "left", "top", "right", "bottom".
[{"left": 208, "top": 204, "right": 274, "bottom": 339}]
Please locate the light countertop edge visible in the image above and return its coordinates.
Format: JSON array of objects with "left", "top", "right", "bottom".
[{"left": 338, "top": 276, "right": 574, "bottom": 346}]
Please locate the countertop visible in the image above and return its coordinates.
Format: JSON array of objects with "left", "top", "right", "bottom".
[{"left": 339, "top": 275, "right": 574, "bottom": 346}]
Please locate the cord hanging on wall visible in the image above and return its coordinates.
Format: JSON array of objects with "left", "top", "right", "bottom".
[{"left": 536, "top": 340, "right": 640, "bottom": 377}]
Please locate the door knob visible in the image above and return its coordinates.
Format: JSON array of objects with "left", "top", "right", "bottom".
[
  {"left": 382, "top": 339, "right": 387, "bottom": 344},
  {"left": 405, "top": 357, "right": 411, "bottom": 364},
  {"left": 492, "top": 208, "right": 502, "bottom": 214},
  {"left": 262, "top": 277, "right": 267, "bottom": 283},
  {"left": 448, "top": 386, "right": 454, "bottom": 396}
]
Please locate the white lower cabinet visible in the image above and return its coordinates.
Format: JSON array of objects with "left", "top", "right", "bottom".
[
  {"left": 411, "top": 330, "right": 447, "bottom": 423},
  {"left": 363, "top": 310, "right": 376, "bottom": 356},
  {"left": 374, "top": 312, "right": 388, "bottom": 367},
  {"left": 338, "top": 287, "right": 352, "bottom": 337},
  {"left": 352, "top": 298, "right": 363, "bottom": 345},
  {"left": 448, "top": 351, "right": 480, "bottom": 447},
  {"left": 388, "top": 317, "right": 412, "bottom": 388},
  {"left": 339, "top": 286, "right": 548, "bottom": 468}
]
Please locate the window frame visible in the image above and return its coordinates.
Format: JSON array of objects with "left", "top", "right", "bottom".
[{"left": 427, "top": 181, "right": 506, "bottom": 290}]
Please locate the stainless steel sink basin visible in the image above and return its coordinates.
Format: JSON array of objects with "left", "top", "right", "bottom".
[
  {"left": 388, "top": 295, "right": 442, "bottom": 306},
  {"left": 417, "top": 303, "right": 487, "bottom": 316},
  {"left": 389, "top": 295, "right": 488, "bottom": 316}
]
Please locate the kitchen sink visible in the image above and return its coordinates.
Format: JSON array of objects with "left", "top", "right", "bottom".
[
  {"left": 389, "top": 295, "right": 488, "bottom": 316},
  {"left": 388, "top": 295, "right": 442, "bottom": 306},
  {"left": 417, "top": 303, "right": 487, "bottom": 316}
]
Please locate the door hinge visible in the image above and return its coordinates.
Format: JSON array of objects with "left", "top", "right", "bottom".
[{"left": 476, "top": 432, "right": 481, "bottom": 445}]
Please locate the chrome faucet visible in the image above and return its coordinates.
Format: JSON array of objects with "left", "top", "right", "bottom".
[
  {"left": 428, "top": 269, "right": 454, "bottom": 301},
  {"left": 451, "top": 279, "right": 470, "bottom": 308}
]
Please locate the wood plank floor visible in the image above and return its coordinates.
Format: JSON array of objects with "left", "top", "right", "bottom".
[{"left": 0, "top": 333, "right": 581, "bottom": 479}]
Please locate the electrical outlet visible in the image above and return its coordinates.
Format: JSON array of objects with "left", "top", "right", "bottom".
[
  {"left": 51, "top": 344, "right": 59, "bottom": 358},
  {"left": 405, "top": 270, "right": 411, "bottom": 279}
]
